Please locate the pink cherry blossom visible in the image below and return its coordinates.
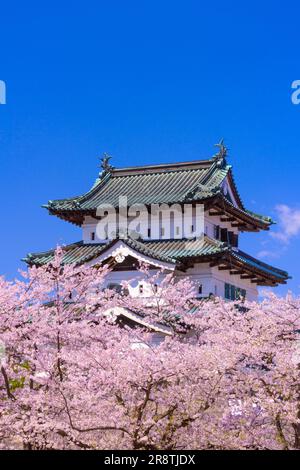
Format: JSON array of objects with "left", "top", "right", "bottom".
[{"left": 0, "top": 248, "right": 299, "bottom": 450}]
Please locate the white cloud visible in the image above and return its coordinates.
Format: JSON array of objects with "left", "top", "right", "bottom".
[
  {"left": 270, "top": 204, "right": 300, "bottom": 244},
  {"left": 256, "top": 250, "right": 279, "bottom": 259}
]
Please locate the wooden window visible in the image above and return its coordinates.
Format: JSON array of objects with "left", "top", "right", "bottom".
[
  {"left": 232, "top": 233, "right": 239, "bottom": 247},
  {"left": 147, "top": 228, "right": 151, "bottom": 238},
  {"left": 139, "top": 284, "right": 144, "bottom": 294},
  {"left": 220, "top": 228, "right": 228, "bottom": 243},
  {"left": 230, "top": 284, "right": 236, "bottom": 300},
  {"left": 227, "top": 232, "right": 239, "bottom": 247},
  {"left": 225, "top": 283, "right": 246, "bottom": 300},
  {"left": 153, "top": 284, "right": 158, "bottom": 294},
  {"left": 198, "top": 284, "right": 203, "bottom": 295},
  {"left": 225, "top": 283, "right": 231, "bottom": 299},
  {"left": 214, "top": 224, "right": 220, "bottom": 240},
  {"left": 228, "top": 231, "right": 234, "bottom": 245},
  {"left": 90, "top": 232, "right": 95, "bottom": 241}
]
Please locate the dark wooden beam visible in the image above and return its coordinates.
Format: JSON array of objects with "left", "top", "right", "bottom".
[
  {"left": 251, "top": 279, "right": 266, "bottom": 284},
  {"left": 231, "top": 223, "right": 247, "bottom": 228},
  {"left": 230, "top": 270, "right": 244, "bottom": 275},
  {"left": 240, "top": 274, "right": 255, "bottom": 279},
  {"left": 176, "top": 262, "right": 189, "bottom": 272},
  {"left": 209, "top": 210, "right": 225, "bottom": 216},
  {"left": 218, "top": 266, "right": 231, "bottom": 271},
  {"left": 253, "top": 279, "right": 280, "bottom": 286},
  {"left": 220, "top": 217, "right": 235, "bottom": 222}
]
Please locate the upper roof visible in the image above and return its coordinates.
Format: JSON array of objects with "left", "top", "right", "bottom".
[
  {"left": 43, "top": 153, "right": 273, "bottom": 230},
  {"left": 46, "top": 158, "right": 231, "bottom": 209}
]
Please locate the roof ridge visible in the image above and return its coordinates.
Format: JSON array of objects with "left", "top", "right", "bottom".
[
  {"left": 226, "top": 168, "right": 245, "bottom": 211},
  {"left": 110, "top": 157, "right": 215, "bottom": 174},
  {"left": 111, "top": 167, "right": 208, "bottom": 179}
]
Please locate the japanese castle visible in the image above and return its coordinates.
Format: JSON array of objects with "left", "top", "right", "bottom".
[{"left": 24, "top": 142, "right": 289, "bottom": 302}]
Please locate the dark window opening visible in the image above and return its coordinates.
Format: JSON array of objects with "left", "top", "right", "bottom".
[
  {"left": 220, "top": 228, "right": 228, "bottom": 243},
  {"left": 214, "top": 225, "right": 220, "bottom": 240},
  {"left": 225, "top": 283, "right": 246, "bottom": 300},
  {"left": 233, "top": 233, "right": 239, "bottom": 247},
  {"left": 228, "top": 231, "right": 239, "bottom": 247}
]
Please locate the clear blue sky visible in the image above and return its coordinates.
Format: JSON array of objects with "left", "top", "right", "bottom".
[{"left": 0, "top": 1, "right": 299, "bottom": 296}]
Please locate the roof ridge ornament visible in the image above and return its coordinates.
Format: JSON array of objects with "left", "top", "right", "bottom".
[
  {"left": 99, "top": 152, "right": 114, "bottom": 176},
  {"left": 214, "top": 139, "right": 228, "bottom": 166}
]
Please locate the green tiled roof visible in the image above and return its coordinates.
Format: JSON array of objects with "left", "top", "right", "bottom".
[
  {"left": 229, "top": 250, "right": 289, "bottom": 281},
  {"left": 43, "top": 157, "right": 273, "bottom": 229},
  {"left": 139, "top": 237, "right": 227, "bottom": 261},
  {"left": 24, "top": 236, "right": 227, "bottom": 267},
  {"left": 23, "top": 236, "right": 289, "bottom": 285},
  {"left": 24, "top": 242, "right": 108, "bottom": 267},
  {"left": 46, "top": 159, "right": 230, "bottom": 211}
]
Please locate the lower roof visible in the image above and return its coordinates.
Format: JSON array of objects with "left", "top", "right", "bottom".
[
  {"left": 23, "top": 236, "right": 226, "bottom": 266},
  {"left": 23, "top": 236, "right": 290, "bottom": 286}
]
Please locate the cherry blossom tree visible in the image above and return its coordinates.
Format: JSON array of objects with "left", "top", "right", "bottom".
[{"left": 0, "top": 248, "right": 299, "bottom": 450}]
